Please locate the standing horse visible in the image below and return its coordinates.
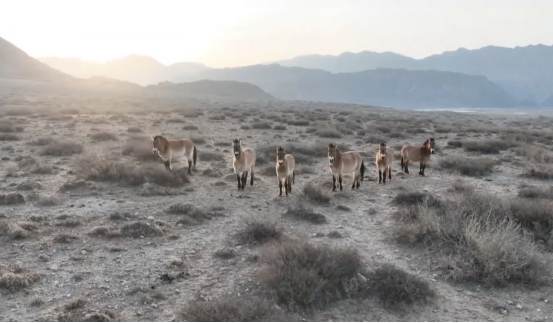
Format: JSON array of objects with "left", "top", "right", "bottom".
[
  {"left": 375, "top": 143, "right": 393, "bottom": 184},
  {"left": 275, "top": 146, "right": 295, "bottom": 196},
  {"left": 400, "top": 138, "right": 436, "bottom": 176},
  {"left": 327, "top": 143, "right": 365, "bottom": 191},
  {"left": 232, "top": 139, "right": 256, "bottom": 190},
  {"left": 151, "top": 135, "right": 197, "bottom": 174}
]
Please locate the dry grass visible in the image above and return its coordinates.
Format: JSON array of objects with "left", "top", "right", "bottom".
[
  {"left": 260, "top": 241, "right": 363, "bottom": 312},
  {"left": 439, "top": 157, "right": 497, "bottom": 176},
  {"left": 121, "top": 136, "right": 158, "bottom": 162},
  {"left": 0, "top": 192, "right": 25, "bottom": 205},
  {"left": 198, "top": 150, "right": 225, "bottom": 162},
  {"left": 303, "top": 183, "right": 331, "bottom": 204},
  {"left": 0, "top": 265, "right": 38, "bottom": 291},
  {"left": 178, "top": 296, "right": 290, "bottom": 322},
  {"left": 284, "top": 205, "right": 327, "bottom": 224},
  {"left": 121, "top": 221, "right": 165, "bottom": 238},
  {"left": 459, "top": 139, "right": 515, "bottom": 154},
  {"left": 213, "top": 248, "right": 238, "bottom": 260},
  {"left": 251, "top": 121, "right": 272, "bottom": 129},
  {"left": 90, "top": 131, "right": 118, "bottom": 141},
  {"left": 36, "top": 193, "right": 63, "bottom": 206},
  {"left": 73, "top": 155, "right": 189, "bottom": 187},
  {"left": 40, "top": 139, "right": 83, "bottom": 156},
  {"left": 392, "top": 189, "right": 547, "bottom": 287},
  {"left": 235, "top": 217, "right": 283, "bottom": 246},
  {"left": 166, "top": 202, "right": 225, "bottom": 225},
  {"left": 370, "top": 264, "right": 435, "bottom": 308},
  {"left": 0, "top": 133, "right": 20, "bottom": 141}
]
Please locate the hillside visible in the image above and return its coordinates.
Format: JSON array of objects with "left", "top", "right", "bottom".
[
  {"left": 38, "top": 56, "right": 210, "bottom": 85},
  {"left": 147, "top": 80, "right": 275, "bottom": 100},
  {"left": 0, "top": 37, "right": 73, "bottom": 82},
  {"left": 182, "top": 65, "right": 520, "bottom": 108},
  {"left": 275, "top": 45, "right": 553, "bottom": 102}
]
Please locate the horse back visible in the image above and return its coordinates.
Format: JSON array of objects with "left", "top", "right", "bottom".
[{"left": 340, "top": 151, "right": 362, "bottom": 172}]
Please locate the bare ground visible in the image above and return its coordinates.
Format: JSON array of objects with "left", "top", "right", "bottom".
[{"left": 1, "top": 92, "right": 553, "bottom": 321}]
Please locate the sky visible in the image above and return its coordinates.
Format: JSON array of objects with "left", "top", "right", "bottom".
[{"left": 1, "top": 0, "right": 553, "bottom": 68}]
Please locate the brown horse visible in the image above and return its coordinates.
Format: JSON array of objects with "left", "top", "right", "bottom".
[
  {"left": 400, "top": 138, "right": 435, "bottom": 176},
  {"left": 375, "top": 143, "right": 393, "bottom": 184},
  {"left": 151, "top": 135, "right": 197, "bottom": 174},
  {"left": 327, "top": 143, "right": 365, "bottom": 191},
  {"left": 232, "top": 139, "right": 256, "bottom": 190},
  {"left": 275, "top": 146, "right": 295, "bottom": 196}
]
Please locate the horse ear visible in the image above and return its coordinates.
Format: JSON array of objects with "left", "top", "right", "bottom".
[{"left": 150, "top": 135, "right": 155, "bottom": 141}]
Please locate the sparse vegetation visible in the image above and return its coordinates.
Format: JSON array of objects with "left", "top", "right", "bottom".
[
  {"left": 284, "top": 205, "right": 327, "bottom": 224},
  {"left": 371, "top": 264, "right": 435, "bottom": 308},
  {"left": 90, "top": 131, "right": 118, "bottom": 141},
  {"left": 440, "top": 157, "right": 497, "bottom": 176},
  {"left": 303, "top": 183, "right": 331, "bottom": 204},
  {"left": 0, "top": 265, "right": 38, "bottom": 291},
  {"left": 0, "top": 192, "right": 25, "bottom": 205},
  {"left": 235, "top": 217, "right": 282, "bottom": 246},
  {"left": 40, "top": 139, "right": 83, "bottom": 156}
]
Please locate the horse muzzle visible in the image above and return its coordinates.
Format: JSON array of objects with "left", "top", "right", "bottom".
[
  {"left": 278, "top": 161, "right": 283, "bottom": 166},
  {"left": 431, "top": 149, "right": 435, "bottom": 154},
  {"left": 329, "top": 158, "right": 335, "bottom": 163},
  {"left": 152, "top": 148, "right": 158, "bottom": 154}
]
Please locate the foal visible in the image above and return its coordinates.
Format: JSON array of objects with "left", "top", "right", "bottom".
[
  {"left": 327, "top": 143, "right": 365, "bottom": 191},
  {"left": 275, "top": 146, "right": 295, "bottom": 196},
  {"left": 151, "top": 135, "right": 197, "bottom": 174},
  {"left": 400, "top": 138, "right": 435, "bottom": 176},
  {"left": 375, "top": 143, "right": 393, "bottom": 184},
  {"left": 232, "top": 139, "right": 256, "bottom": 190}
]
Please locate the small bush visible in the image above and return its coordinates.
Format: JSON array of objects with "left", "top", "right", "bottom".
[
  {"left": 122, "top": 136, "right": 158, "bottom": 162},
  {"left": 371, "top": 264, "right": 435, "bottom": 308},
  {"left": 121, "top": 221, "right": 165, "bottom": 238},
  {"left": 518, "top": 186, "right": 553, "bottom": 199},
  {"left": 260, "top": 242, "right": 362, "bottom": 312},
  {"left": 90, "top": 131, "right": 117, "bottom": 141},
  {"left": 316, "top": 126, "right": 342, "bottom": 138},
  {"left": 251, "top": 122, "right": 272, "bottom": 129},
  {"left": 303, "top": 183, "right": 331, "bottom": 204},
  {"left": 182, "top": 124, "right": 198, "bottom": 130},
  {"left": 390, "top": 192, "right": 443, "bottom": 208},
  {"left": 447, "top": 140, "right": 463, "bottom": 148},
  {"left": 523, "top": 168, "right": 553, "bottom": 180},
  {"left": 213, "top": 248, "right": 238, "bottom": 260},
  {"left": 439, "top": 157, "right": 497, "bottom": 176},
  {"left": 0, "top": 122, "right": 23, "bottom": 133},
  {"left": 127, "top": 127, "right": 142, "bottom": 133},
  {"left": 273, "top": 125, "right": 287, "bottom": 131},
  {"left": 37, "top": 194, "right": 62, "bottom": 206},
  {"left": 0, "top": 266, "right": 38, "bottom": 291},
  {"left": 235, "top": 218, "right": 282, "bottom": 246},
  {"left": 284, "top": 205, "right": 327, "bottom": 224},
  {"left": 191, "top": 136, "right": 206, "bottom": 145},
  {"left": 40, "top": 139, "right": 83, "bottom": 156},
  {"left": 178, "top": 296, "right": 289, "bottom": 322},
  {"left": 0, "top": 134, "right": 20, "bottom": 141},
  {"left": 461, "top": 139, "right": 514, "bottom": 154},
  {"left": 510, "top": 199, "right": 553, "bottom": 248},
  {"left": 198, "top": 151, "right": 225, "bottom": 162},
  {"left": 0, "top": 192, "right": 25, "bottom": 205}
]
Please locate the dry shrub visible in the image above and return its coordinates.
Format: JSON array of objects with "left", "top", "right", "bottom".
[
  {"left": 0, "top": 265, "right": 38, "bottom": 291},
  {"left": 40, "top": 139, "right": 83, "bottom": 156},
  {"left": 251, "top": 121, "right": 272, "bottom": 130},
  {"left": 273, "top": 125, "right": 287, "bottom": 131},
  {"left": 447, "top": 140, "right": 463, "bottom": 148},
  {"left": 461, "top": 139, "right": 515, "bottom": 154},
  {"left": 260, "top": 242, "right": 362, "bottom": 312},
  {"left": 54, "top": 233, "right": 79, "bottom": 243},
  {"left": 393, "top": 189, "right": 547, "bottom": 287},
  {"left": 31, "top": 163, "right": 54, "bottom": 175},
  {"left": 182, "top": 124, "right": 198, "bottom": 131},
  {"left": 0, "top": 222, "right": 28, "bottom": 239},
  {"left": 514, "top": 145, "right": 553, "bottom": 164},
  {"left": 121, "top": 136, "right": 158, "bottom": 162},
  {"left": 37, "top": 194, "right": 63, "bottom": 206},
  {"left": 178, "top": 296, "right": 289, "bottom": 322},
  {"left": 284, "top": 205, "right": 327, "bottom": 224},
  {"left": 0, "top": 133, "right": 20, "bottom": 141},
  {"left": 167, "top": 203, "right": 225, "bottom": 225},
  {"left": 522, "top": 167, "right": 553, "bottom": 181},
  {"left": 73, "top": 155, "right": 189, "bottom": 187},
  {"left": 510, "top": 199, "right": 553, "bottom": 250},
  {"left": 439, "top": 157, "right": 497, "bottom": 176},
  {"left": 127, "top": 127, "right": 142, "bottom": 133},
  {"left": 316, "top": 126, "right": 342, "bottom": 138},
  {"left": 213, "top": 248, "right": 238, "bottom": 260},
  {"left": 120, "top": 221, "right": 165, "bottom": 238},
  {"left": 288, "top": 119, "right": 310, "bottom": 126},
  {"left": 371, "top": 264, "right": 435, "bottom": 308},
  {"left": 235, "top": 217, "right": 283, "bottom": 246},
  {"left": 191, "top": 136, "right": 206, "bottom": 145},
  {"left": 90, "top": 131, "right": 117, "bottom": 141},
  {"left": 0, "top": 192, "right": 25, "bottom": 205},
  {"left": 303, "top": 183, "right": 331, "bottom": 204},
  {"left": 391, "top": 191, "right": 443, "bottom": 208},
  {"left": 198, "top": 150, "right": 225, "bottom": 162},
  {"left": 0, "top": 122, "right": 23, "bottom": 133},
  {"left": 328, "top": 231, "right": 343, "bottom": 238},
  {"left": 518, "top": 186, "right": 553, "bottom": 199}
]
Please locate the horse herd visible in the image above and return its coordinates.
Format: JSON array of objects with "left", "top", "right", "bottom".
[{"left": 151, "top": 135, "right": 436, "bottom": 196}]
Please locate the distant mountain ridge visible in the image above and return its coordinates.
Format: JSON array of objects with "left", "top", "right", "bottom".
[
  {"left": 0, "top": 36, "right": 273, "bottom": 101},
  {"left": 275, "top": 45, "right": 553, "bottom": 103}
]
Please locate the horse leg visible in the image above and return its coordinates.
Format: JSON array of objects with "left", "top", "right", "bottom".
[
  {"left": 339, "top": 174, "right": 343, "bottom": 191},
  {"left": 421, "top": 163, "right": 426, "bottom": 176},
  {"left": 356, "top": 175, "right": 360, "bottom": 188},
  {"left": 236, "top": 174, "right": 241, "bottom": 190},
  {"left": 378, "top": 170, "right": 382, "bottom": 184},
  {"left": 388, "top": 166, "right": 392, "bottom": 181},
  {"left": 419, "top": 162, "right": 424, "bottom": 176},
  {"left": 332, "top": 175, "right": 337, "bottom": 192},
  {"left": 351, "top": 172, "right": 356, "bottom": 190},
  {"left": 404, "top": 161, "right": 409, "bottom": 174},
  {"left": 285, "top": 179, "right": 289, "bottom": 196},
  {"left": 187, "top": 160, "right": 192, "bottom": 175},
  {"left": 383, "top": 169, "right": 386, "bottom": 184},
  {"left": 279, "top": 179, "right": 283, "bottom": 196},
  {"left": 250, "top": 168, "right": 254, "bottom": 186},
  {"left": 288, "top": 175, "right": 292, "bottom": 192},
  {"left": 242, "top": 171, "right": 248, "bottom": 189}
]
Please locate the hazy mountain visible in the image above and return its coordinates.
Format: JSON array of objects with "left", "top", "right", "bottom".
[
  {"left": 0, "top": 37, "right": 73, "bottom": 82},
  {"left": 541, "top": 95, "right": 553, "bottom": 108},
  {"left": 148, "top": 80, "right": 274, "bottom": 100},
  {"left": 181, "top": 64, "right": 520, "bottom": 108},
  {"left": 274, "top": 45, "right": 553, "bottom": 102},
  {"left": 38, "top": 55, "right": 210, "bottom": 85}
]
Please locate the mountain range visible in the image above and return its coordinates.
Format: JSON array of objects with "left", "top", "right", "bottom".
[
  {"left": 0, "top": 37, "right": 273, "bottom": 101},
  {"left": 3, "top": 34, "right": 553, "bottom": 109}
]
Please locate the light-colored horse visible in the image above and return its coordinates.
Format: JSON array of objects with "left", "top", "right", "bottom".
[
  {"left": 327, "top": 143, "right": 365, "bottom": 191},
  {"left": 400, "top": 138, "right": 436, "bottom": 176},
  {"left": 151, "top": 135, "right": 196, "bottom": 174},
  {"left": 275, "top": 146, "right": 295, "bottom": 196},
  {"left": 232, "top": 139, "right": 256, "bottom": 190},
  {"left": 375, "top": 143, "right": 393, "bottom": 184}
]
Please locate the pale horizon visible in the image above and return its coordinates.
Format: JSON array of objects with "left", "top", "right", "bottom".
[{"left": 1, "top": 0, "right": 553, "bottom": 68}]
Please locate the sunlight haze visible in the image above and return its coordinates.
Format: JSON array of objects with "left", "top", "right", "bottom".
[{"left": 1, "top": 0, "right": 552, "bottom": 67}]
